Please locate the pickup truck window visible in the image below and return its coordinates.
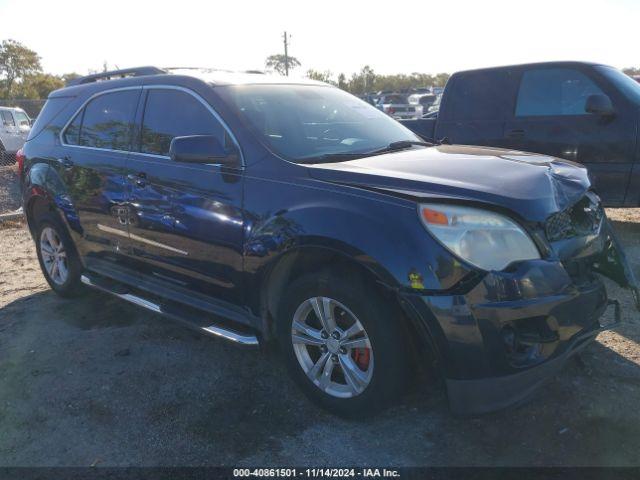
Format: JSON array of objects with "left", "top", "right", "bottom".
[
  {"left": 447, "top": 70, "right": 512, "bottom": 120},
  {"left": 516, "top": 68, "right": 605, "bottom": 117},
  {"left": 222, "top": 85, "right": 420, "bottom": 162}
]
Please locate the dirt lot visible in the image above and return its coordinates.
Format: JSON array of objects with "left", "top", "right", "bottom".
[{"left": 0, "top": 170, "right": 639, "bottom": 466}]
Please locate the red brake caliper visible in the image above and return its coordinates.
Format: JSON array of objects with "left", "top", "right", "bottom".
[{"left": 351, "top": 347, "right": 371, "bottom": 370}]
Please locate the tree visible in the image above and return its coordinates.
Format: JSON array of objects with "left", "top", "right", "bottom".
[
  {"left": 623, "top": 67, "right": 640, "bottom": 77},
  {"left": 306, "top": 69, "right": 334, "bottom": 84},
  {"left": 0, "top": 39, "right": 42, "bottom": 97},
  {"left": 337, "top": 73, "right": 347, "bottom": 90},
  {"left": 62, "top": 72, "right": 81, "bottom": 84},
  {"left": 265, "top": 54, "right": 301, "bottom": 76},
  {"left": 12, "top": 73, "right": 64, "bottom": 99}
]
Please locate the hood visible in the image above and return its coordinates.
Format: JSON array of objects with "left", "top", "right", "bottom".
[{"left": 307, "top": 145, "right": 591, "bottom": 222}]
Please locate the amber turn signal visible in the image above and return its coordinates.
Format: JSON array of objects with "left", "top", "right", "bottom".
[{"left": 421, "top": 207, "right": 449, "bottom": 225}]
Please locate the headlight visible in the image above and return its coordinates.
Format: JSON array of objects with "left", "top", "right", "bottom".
[{"left": 418, "top": 204, "right": 540, "bottom": 271}]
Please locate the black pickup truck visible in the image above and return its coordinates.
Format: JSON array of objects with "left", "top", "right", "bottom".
[{"left": 400, "top": 61, "right": 640, "bottom": 207}]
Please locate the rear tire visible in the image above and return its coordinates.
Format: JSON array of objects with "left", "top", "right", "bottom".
[
  {"left": 34, "top": 213, "right": 84, "bottom": 298},
  {"left": 276, "top": 271, "right": 409, "bottom": 418}
]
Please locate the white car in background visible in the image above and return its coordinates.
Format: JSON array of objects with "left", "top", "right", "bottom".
[
  {"left": 375, "top": 94, "right": 419, "bottom": 120},
  {"left": 408, "top": 93, "right": 438, "bottom": 115},
  {"left": 0, "top": 107, "right": 31, "bottom": 166}
]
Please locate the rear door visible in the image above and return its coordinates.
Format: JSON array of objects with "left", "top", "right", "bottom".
[
  {"left": 57, "top": 87, "right": 141, "bottom": 261},
  {"left": 124, "top": 86, "right": 245, "bottom": 305},
  {"left": 503, "top": 66, "right": 637, "bottom": 206},
  {"left": 435, "top": 69, "right": 517, "bottom": 147}
]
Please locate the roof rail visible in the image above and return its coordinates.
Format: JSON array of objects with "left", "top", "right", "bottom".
[{"left": 66, "top": 66, "right": 166, "bottom": 86}]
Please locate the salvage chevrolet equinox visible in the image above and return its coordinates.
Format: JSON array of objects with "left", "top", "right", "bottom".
[{"left": 20, "top": 67, "right": 640, "bottom": 417}]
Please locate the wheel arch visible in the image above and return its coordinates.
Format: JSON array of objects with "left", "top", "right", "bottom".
[
  {"left": 258, "top": 244, "right": 445, "bottom": 374},
  {"left": 25, "top": 191, "right": 56, "bottom": 237}
]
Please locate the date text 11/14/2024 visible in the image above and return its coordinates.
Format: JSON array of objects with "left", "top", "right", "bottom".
[{"left": 232, "top": 468, "right": 401, "bottom": 478}]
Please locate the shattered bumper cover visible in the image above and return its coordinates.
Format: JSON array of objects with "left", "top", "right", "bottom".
[{"left": 402, "top": 219, "right": 637, "bottom": 415}]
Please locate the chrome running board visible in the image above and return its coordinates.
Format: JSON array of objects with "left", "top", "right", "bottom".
[{"left": 80, "top": 274, "right": 259, "bottom": 347}]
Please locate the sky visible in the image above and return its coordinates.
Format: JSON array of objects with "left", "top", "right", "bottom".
[{"left": 0, "top": 0, "right": 638, "bottom": 78}]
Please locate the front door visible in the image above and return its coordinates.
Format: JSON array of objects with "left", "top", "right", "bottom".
[
  {"left": 56, "top": 87, "right": 141, "bottom": 261},
  {"left": 12, "top": 110, "right": 31, "bottom": 143},
  {"left": 503, "top": 66, "right": 637, "bottom": 206},
  {"left": 125, "top": 86, "right": 245, "bottom": 305}
]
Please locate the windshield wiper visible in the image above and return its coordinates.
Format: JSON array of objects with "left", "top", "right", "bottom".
[
  {"left": 297, "top": 152, "right": 372, "bottom": 164},
  {"left": 371, "top": 140, "right": 434, "bottom": 154},
  {"left": 297, "top": 140, "right": 435, "bottom": 164}
]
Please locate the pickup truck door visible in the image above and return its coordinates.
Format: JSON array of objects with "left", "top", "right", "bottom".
[
  {"left": 124, "top": 86, "right": 245, "bottom": 305},
  {"left": 503, "top": 66, "right": 637, "bottom": 206}
]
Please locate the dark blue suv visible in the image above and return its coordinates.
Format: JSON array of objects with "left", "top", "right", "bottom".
[{"left": 21, "top": 67, "right": 639, "bottom": 417}]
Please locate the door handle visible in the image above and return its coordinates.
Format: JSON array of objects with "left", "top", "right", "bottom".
[
  {"left": 127, "top": 171, "right": 147, "bottom": 188},
  {"left": 56, "top": 156, "right": 74, "bottom": 169},
  {"left": 505, "top": 129, "right": 525, "bottom": 139}
]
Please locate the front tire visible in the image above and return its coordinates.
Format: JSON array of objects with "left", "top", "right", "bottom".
[
  {"left": 35, "top": 214, "right": 84, "bottom": 298},
  {"left": 277, "top": 271, "right": 409, "bottom": 417}
]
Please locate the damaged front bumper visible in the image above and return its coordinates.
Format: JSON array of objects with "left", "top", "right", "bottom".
[{"left": 402, "top": 218, "right": 638, "bottom": 415}]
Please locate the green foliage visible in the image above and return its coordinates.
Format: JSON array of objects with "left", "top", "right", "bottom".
[
  {"left": 61, "top": 72, "right": 81, "bottom": 84},
  {"left": 265, "top": 54, "right": 301, "bottom": 75},
  {"left": 0, "top": 39, "right": 42, "bottom": 97},
  {"left": 11, "top": 73, "right": 64, "bottom": 99},
  {"left": 304, "top": 65, "right": 451, "bottom": 95},
  {"left": 305, "top": 69, "right": 335, "bottom": 84}
]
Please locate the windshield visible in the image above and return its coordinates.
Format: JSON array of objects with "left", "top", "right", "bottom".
[
  {"left": 595, "top": 65, "right": 640, "bottom": 104},
  {"left": 221, "top": 85, "right": 421, "bottom": 162}
]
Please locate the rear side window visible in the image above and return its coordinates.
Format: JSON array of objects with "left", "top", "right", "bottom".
[
  {"left": 28, "top": 96, "right": 76, "bottom": 141},
  {"left": 78, "top": 90, "right": 139, "bottom": 150},
  {"left": 63, "top": 112, "right": 82, "bottom": 145},
  {"left": 515, "top": 68, "right": 605, "bottom": 116},
  {"left": 140, "top": 89, "right": 225, "bottom": 156},
  {"left": 446, "top": 70, "right": 514, "bottom": 120},
  {"left": 1, "top": 111, "right": 15, "bottom": 127}
]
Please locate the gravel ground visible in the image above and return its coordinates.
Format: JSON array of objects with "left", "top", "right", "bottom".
[
  {"left": 0, "top": 204, "right": 639, "bottom": 466},
  {"left": 0, "top": 166, "right": 21, "bottom": 214}
]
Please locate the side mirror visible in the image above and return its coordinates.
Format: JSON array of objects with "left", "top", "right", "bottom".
[
  {"left": 585, "top": 94, "right": 614, "bottom": 117},
  {"left": 169, "top": 135, "right": 239, "bottom": 165}
]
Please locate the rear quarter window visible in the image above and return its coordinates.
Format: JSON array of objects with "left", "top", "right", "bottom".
[{"left": 27, "top": 96, "right": 76, "bottom": 141}]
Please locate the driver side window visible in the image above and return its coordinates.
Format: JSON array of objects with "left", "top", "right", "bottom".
[{"left": 516, "top": 68, "right": 606, "bottom": 117}]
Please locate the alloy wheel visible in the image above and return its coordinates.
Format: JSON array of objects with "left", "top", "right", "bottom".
[
  {"left": 291, "top": 296, "right": 374, "bottom": 398},
  {"left": 40, "top": 226, "right": 69, "bottom": 285}
]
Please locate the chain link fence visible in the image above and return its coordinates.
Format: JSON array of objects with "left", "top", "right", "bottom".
[{"left": 0, "top": 151, "right": 17, "bottom": 167}]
